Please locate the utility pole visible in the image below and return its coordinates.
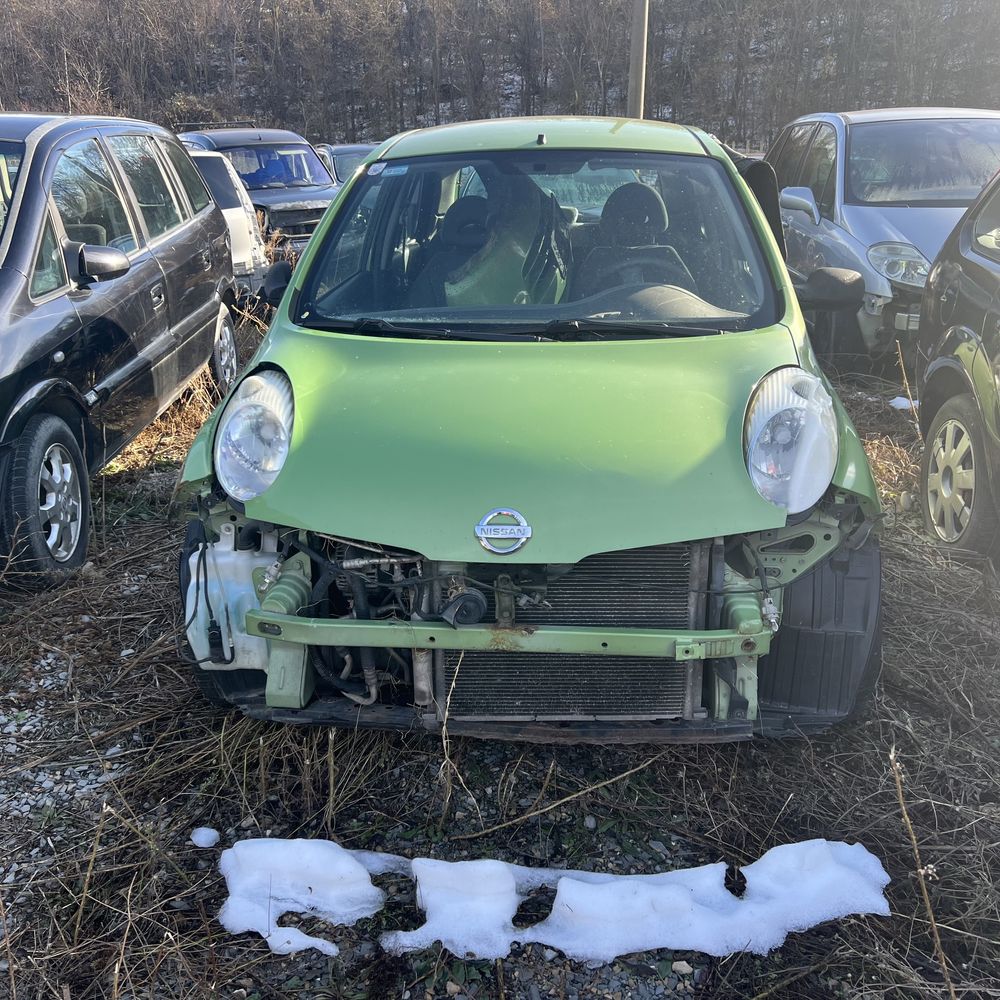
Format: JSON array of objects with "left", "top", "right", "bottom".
[{"left": 626, "top": 0, "right": 649, "bottom": 119}]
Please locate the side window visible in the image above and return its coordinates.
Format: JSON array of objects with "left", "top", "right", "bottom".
[
  {"left": 313, "top": 179, "right": 383, "bottom": 298},
  {"left": 771, "top": 123, "right": 816, "bottom": 191},
  {"left": 51, "top": 138, "right": 137, "bottom": 253},
  {"left": 106, "top": 134, "right": 185, "bottom": 239},
  {"left": 972, "top": 185, "right": 1000, "bottom": 263},
  {"left": 799, "top": 125, "right": 838, "bottom": 218},
  {"left": 458, "top": 166, "right": 487, "bottom": 199},
  {"left": 30, "top": 214, "right": 67, "bottom": 298},
  {"left": 160, "top": 138, "right": 211, "bottom": 213}
]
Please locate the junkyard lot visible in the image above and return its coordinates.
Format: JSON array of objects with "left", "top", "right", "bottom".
[{"left": 1, "top": 346, "right": 999, "bottom": 999}]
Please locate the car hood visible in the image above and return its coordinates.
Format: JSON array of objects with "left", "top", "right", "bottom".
[
  {"left": 247, "top": 186, "right": 339, "bottom": 211},
  {"left": 840, "top": 203, "right": 967, "bottom": 263},
  {"left": 237, "top": 326, "right": 800, "bottom": 564}
]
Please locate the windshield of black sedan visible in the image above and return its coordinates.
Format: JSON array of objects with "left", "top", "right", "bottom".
[
  {"left": 0, "top": 140, "right": 26, "bottom": 251},
  {"left": 221, "top": 143, "right": 331, "bottom": 190},
  {"left": 296, "top": 150, "right": 776, "bottom": 333},
  {"left": 848, "top": 119, "right": 1000, "bottom": 205}
]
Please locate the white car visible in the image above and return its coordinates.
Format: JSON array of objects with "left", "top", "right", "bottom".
[{"left": 189, "top": 150, "right": 268, "bottom": 303}]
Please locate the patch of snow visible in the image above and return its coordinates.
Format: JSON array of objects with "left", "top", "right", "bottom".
[
  {"left": 217, "top": 838, "right": 385, "bottom": 956},
  {"left": 889, "top": 396, "right": 918, "bottom": 410},
  {"left": 190, "top": 826, "right": 220, "bottom": 849}
]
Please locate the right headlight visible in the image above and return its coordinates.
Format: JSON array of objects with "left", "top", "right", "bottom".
[
  {"left": 213, "top": 370, "right": 294, "bottom": 502},
  {"left": 744, "top": 368, "right": 838, "bottom": 514},
  {"left": 867, "top": 242, "right": 930, "bottom": 289}
]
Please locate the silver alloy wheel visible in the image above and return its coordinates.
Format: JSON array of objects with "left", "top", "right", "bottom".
[
  {"left": 37, "top": 443, "right": 83, "bottom": 562},
  {"left": 926, "top": 417, "right": 975, "bottom": 542},
  {"left": 216, "top": 319, "right": 239, "bottom": 388}
]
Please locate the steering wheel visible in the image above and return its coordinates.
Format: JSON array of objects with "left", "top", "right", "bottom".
[{"left": 598, "top": 248, "right": 698, "bottom": 296}]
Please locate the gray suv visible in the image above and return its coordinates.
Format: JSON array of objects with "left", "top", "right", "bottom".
[{"left": 765, "top": 108, "right": 1000, "bottom": 358}]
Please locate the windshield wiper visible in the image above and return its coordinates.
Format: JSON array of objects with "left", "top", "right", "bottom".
[
  {"left": 298, "top": 316, "right": 554, "bottom": 341},
  {"left": 536, "top": 318, "right": 722, "bottom": 340}
]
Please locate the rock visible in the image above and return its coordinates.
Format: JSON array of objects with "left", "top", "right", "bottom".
[
  {"left": 648, "top": 839, "right": 668, "bottom": 855},
  {"left": 542, "top": 947, "right": 557, "bottom": 961},
  {"left": 445, "top": 982, "right": 461, "bottom": 996},
  {"left": 671, "top": 961, "right": 693, "bottom": 976},
  {"left": 584, "top": 814, "right": 597, "bottom": 830}
]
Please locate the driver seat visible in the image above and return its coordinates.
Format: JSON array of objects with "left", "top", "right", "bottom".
[{"left": 568, "top": 183, "right": 695, "bottom": 299}]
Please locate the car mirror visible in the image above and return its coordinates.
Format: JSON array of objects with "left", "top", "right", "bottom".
[
  {"left": 262, "top": 260, "right": 292, "bottom": 308},
  {"left": 69, "top": 242, "right": 131, "bottom": 283},
  {"left": 795, "top": 267, "right": 865, "bottom": 312},
  {"left": 780, "top": 186, "right": 821, "bottom": 226}
]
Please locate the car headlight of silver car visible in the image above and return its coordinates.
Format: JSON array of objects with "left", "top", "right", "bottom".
[
  {"left": 867, "top": 242, "right": 930, "bottom": 289},
  {"left": 745, "top": 368, "right": 838, "bottom": 514},
  {"left": 213, "top": 370, "right": 294, "bottom": 502}
]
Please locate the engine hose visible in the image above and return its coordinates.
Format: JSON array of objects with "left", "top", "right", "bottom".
[
  {"left": 309, "top": 644, "right": 366, "bottom": 694},
  {"left": 346, "top": 552, "right": 379, "bottom": 705}
]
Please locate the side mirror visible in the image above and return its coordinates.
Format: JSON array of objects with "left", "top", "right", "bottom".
[
  {"left": 795, "top": 267, "right": 865, "bottom": 312},
  {"left": 780, "top": 186, "right": 821, "bottom": 226},
  {"left": 68, "top": 242, "right": 131, "bottom": 283},
  {"left": 262, "top": 260, "right": 292, "bottom": 308}
]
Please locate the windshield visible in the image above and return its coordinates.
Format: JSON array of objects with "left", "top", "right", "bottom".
[
  {"left": 847, "top": 119, "right": 1000, "bottom": 206},
  {"left": 333, "top": 150, "right": 370, "bottom": 182},
  {"left": 221, "top": 142, "right": 332, "bottom": 190},
  {"left": 296, "top": 150, "right": 776, "bottom": 335},
  {"left": 0, "top": 140, "right": 26, "bottom": 251}
]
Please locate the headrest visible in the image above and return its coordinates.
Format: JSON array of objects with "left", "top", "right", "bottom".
[
  {"left": 440, "top": 196, "right": 491, "bottom": 249},
  {"left": 599, "top": 182, "right": 668, "bottom": 247}
]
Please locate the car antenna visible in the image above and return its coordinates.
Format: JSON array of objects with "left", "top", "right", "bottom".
[{"left": 536, "top": 133, "right": 547, "bottom": 146}]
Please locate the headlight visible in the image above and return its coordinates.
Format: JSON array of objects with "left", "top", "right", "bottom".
[
  {"left": 745, "top": 368, "right": 838, "bottom": 514},
  {"left": 867, "top": 242, "right": 930, "bottom": 289},
  {"left": 214, "top": 370, "right": 294, "bottom": 502}
]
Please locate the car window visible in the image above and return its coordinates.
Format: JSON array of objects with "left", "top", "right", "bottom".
[
  {"left": 298, "top": 150, "right": 777, "bottom": 334},
  {"left": 51, "top": 138, "right": 137, "bottom": 253},
  {"left": 107, "top": 134, "right": 185, "bottom": 238},
  {"left": 30, "top": 213, "right": 67, "bottom": 298},
  {"left": 972, "top": 184, "right": 1000, "bottom": 263},
  {"left": 799, "top": 124, "right": 838, "bottom": 218},
  {"left": 333, "top": 151, "right": 369, "bottom": 182},
  {"left": 771, "top": 123, "right": 816, "bottom": 191},
  {"left": 193, "top": 154, "right": 241, "bottom": 210},
  {"left": 160, "top": 138, "right": 211, "bottom": 213},
  {"left": 220, "top": 143, "right": 332, "bottom": 190},
  {"left": 0, "top": 140, "right": 26, "bottom": 253}
]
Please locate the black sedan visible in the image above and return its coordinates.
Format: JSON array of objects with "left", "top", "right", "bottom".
[
  {"left": 917, "top": 168, "right": 1000, "bottom": 551},
  {"left": 0, "top": 114, "right": 237, "bottom": 585}
]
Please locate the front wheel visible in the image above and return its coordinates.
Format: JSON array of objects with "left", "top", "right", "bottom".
[
  {"left": 921, "top": 393, "right": 1000, "bottom": 552},
  {"left": 1, "top": 413, "right": 90, "bottom": 588}
]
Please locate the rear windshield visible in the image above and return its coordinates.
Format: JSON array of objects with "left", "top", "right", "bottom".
[
  {"left": 220, "top": 142, "right": 331, "bottom": 190},
  {"left": 297, "top": 149, "right": 776, "bottom": 335},
  {"left": 0, "top": 140, "right": 26, "bottom": 253},
  {"left": 193, "top": 155, "right": 242, "bottom": 210},
  {"left": 848, "top": 119, "right": 1000, "bottom": 206}
]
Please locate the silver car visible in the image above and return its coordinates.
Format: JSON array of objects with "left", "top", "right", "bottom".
[{"left": 765, "top": 108, "right": 1000, "bottom": 357}]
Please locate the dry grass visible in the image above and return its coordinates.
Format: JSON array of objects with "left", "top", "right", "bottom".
[{"left": 1, "top": 363, "right": 998, "bottom": 999}]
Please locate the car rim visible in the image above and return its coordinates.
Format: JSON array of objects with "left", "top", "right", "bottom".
[
  {"left": 926, "top": 418, "right": 975, "bottom": 542},
  {"left": 37, "top": 443, "right": 83, "bottom": 562},
  {"left": 217, "top": 321, "right": 238, "bottom": 387}
]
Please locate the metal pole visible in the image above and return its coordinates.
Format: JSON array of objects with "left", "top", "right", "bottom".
[{"left": 627, "top": 0, "right": 649, "bottom": 119}]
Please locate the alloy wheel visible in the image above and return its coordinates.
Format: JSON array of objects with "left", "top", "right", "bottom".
[
  {"left": 216, "top": 320, "right": 239, "bottom": 388},
  {"left": 37, "top": 443, "right": 83, "bottom": 562},
  {"left": 926, "top": 418, "right": 975, "bottom": 542}
]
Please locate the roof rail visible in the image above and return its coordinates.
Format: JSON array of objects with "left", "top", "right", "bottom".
[{"left": 173, "top": 120, "right": 256, "bottom": 132}]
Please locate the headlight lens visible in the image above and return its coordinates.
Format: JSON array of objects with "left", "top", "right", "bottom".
[
  {"left": 745, "top": 368, "right": 838, "bottom": 513},
  {"left": 214, "top": 370, "right": 294, "bottom": 501},
  {"left": 867, "top": 242, "right": 930, "bottom": 289}
]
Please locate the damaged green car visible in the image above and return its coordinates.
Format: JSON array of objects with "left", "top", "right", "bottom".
[{"left": 176, "top": 117, "right": 881, "bottom": 743}]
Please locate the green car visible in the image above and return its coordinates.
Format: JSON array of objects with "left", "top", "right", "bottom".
[{"left": 176, "top": 117, "right": 882, "bottom": 743}]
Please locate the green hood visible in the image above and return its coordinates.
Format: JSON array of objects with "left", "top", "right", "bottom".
[{"left": 221, "top": 325, "right": 806, "bottom": 564}]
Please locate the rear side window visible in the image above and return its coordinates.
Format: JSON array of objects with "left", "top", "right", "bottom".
[
  {"left": 161, "top": 139, "right": 211, "bottom": 213},
  {"left": 30, "top": 214, "right": 67, "bottom": 297},
  {"left": 972, "top": 184, "right": 1000, "bottom": 263},
  {"left": 51, "top": 139, "right": 137, "bottom": 252},
  {"left": 107, "top": 134, "right": 185, "bottom": 239},
  {"left": 191, "top": 155, "right": 241, "bottom": 210},
  {"left": 799, "top": 124, "right": 838, "bottom": 218},
  {"left": 771, "top": 123, "right": 816, "bottom": 191}
]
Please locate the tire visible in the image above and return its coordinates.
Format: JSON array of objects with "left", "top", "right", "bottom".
[
  {"left": 1, "top": 414, "right": 90, "bottom": 588},
  {"left": 209, "top": 310, "right": 240, "bottom": 395},
  {"left": 177, "top": 518, "right": 264, "bottom": 706},
  {"left": 921, "top": 393, "right": 1000, "bottom": 553}
]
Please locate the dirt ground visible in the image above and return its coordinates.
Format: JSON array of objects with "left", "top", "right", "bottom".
[{"left": 1, "top": 353, "right": 999, "bottom": 1000}]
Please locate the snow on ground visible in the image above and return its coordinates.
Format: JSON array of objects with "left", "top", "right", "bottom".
[
  {"left": 216, "top": 837, "right": 890, "bottom": 962},
  {"left": 190, "top": 826, "right": 220, "bottom": 848}
]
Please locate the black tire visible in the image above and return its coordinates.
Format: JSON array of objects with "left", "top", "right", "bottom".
[
  {"left": 1, "top": 413, "right": 90, "bottom": 588},
  {"left": 920, "top": 393, "right": 1000, "bottom": 553},
  {"left": 177, "top": 518, "right": 264, "bottom": 706},
  {"left": 209, "top": 311, "right": 240, "bottom": 395}
]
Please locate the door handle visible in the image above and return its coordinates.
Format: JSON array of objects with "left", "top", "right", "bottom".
[{"left": 150, "top": 283, "right": 166, "bottom": 309}]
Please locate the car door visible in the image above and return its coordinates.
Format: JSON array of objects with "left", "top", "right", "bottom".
[
  {"left": 49, "top": 135, "right": 170, "bottom": 464},
  {"left": 105, "top": 132, "right": 222, "bottom": 394}
]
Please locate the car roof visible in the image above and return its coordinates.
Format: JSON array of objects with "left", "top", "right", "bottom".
[
  {"left": 179, "top": 127, "right": 311, "bottom": 148},
  {"left": 793, "top": 107, "right": 1000, "bottom": 127},
  {"left": 0, "top": 112, "right": 171, "bottom": 144},
  {"left": 378, "top": 116, "right": 710, "bottom": 160},
  {"left": 326, "top": 143, "right": 377, "bottom": 154}
]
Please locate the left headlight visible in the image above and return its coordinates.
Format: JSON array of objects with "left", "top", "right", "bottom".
[
  {"left": 745, "top": 368, "right": 838, "bottom": 514},
  {"left": 867, "top": 242, "right": 930, "bottom": 289},
  {"left": 213, "top": 370, "right": 294, "bottom": 502}
]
